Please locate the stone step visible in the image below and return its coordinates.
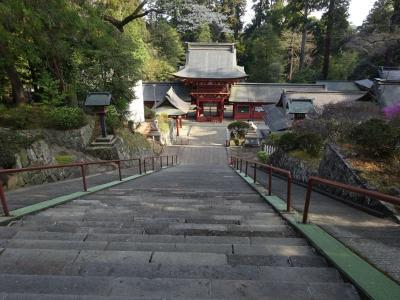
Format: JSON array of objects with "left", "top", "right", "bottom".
[
  {"left": 0, "top": 247, "right": 327, "bottom": 276},
  {"left": 64, "top": 262, "right": 342, "bottom": 282},
  {"left": 12, "top": 223, "right": 296, "bottom": 237},
  {"left": 9, "top": 230, "right": 308, "bottom": 246},
  {"left": 18, "top": 216, "right": 286, "bottom": 228},
  {"left": 0, "top": 274, "right": 360, "bottom": 299}
]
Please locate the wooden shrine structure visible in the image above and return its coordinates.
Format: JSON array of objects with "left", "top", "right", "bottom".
[{"left": 173, "top": 43, "right": 247, "bottom": 122}]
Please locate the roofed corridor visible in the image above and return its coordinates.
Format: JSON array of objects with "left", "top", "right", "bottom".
[{"left": 0, "top": 122, "right": 365, "bottom": 299}]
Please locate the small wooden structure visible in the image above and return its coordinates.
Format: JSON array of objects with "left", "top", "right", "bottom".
[
  {"left": 154, "top": 87, "right": 190, "bottom": 136},
  {"left": 85, "top": 92, "right": 112, "bottom": 138}
]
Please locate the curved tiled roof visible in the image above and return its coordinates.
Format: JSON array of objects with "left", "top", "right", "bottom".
[
  {"left": 155, "top": 87, "right": 191, "bottom": 116},
  {"left": 229, "top": 83, "right": 326, "bottom": 103},
  {"left": 173, "top": 43, "right": 247, "bottom": 79}
]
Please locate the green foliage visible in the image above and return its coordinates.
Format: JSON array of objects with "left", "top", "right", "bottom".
[
  {"left": 195, "top": 23, "right": 212, "bottom": 42},
  {"left": 149, "top": 21, "right": 185, "bottom": 67},
  {"left": 35, "top": 72, "right": 65, "bottom": 106},
  {"left": 264, "top": 132, "right": 281, "bottom": 146},
  {"left": 0, "top": 105, "right": 55, "bottom": 129},
  {"left": 144, "top": 107, "right": 155, "bottom": 120},
  {"left": 228, "top": 121, "right": 250, "bottom": 139},
  {"left": 297, "top": 133, "right": 323, "bottom": 156},
  {"left": 157, "top": 113, "right": 169, "bottom": 134},
  {"left": 291, "top": 68, "right": 318, "bottom": 83},
  {"left": 245, "top": 24, "right": 284, "bottom": 82},
  {"left": 328, "top": 51, "right": 359, "bottom": 80},
  {"left": 105, "top": 105, "right": 122, "bottom": 133},
  {"left": 45, "top": 107, "right": 87, "bottom": 130},
  {"left": 257, "top": 151, "right": 269, "bottom": 163},
  {"left": 0, "top": 0, "right": 146, "bottom": 113},
  {"left": 142, "top": 58, "right": 175, "bottom": 81},
  {"left": 55, "top": 153, "right": 75, "bottom": 165},
  {"left": 115, "top": 128, "right": 150, "bottom": 152},
  {"left": 277, "top": 132, "right": 298, "bottom": 152},
  {"left": 350, "top": 119, "right": 399, "bottom": 158}
]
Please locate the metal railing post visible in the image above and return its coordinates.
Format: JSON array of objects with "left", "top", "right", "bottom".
[
  {"left": 240, "top": 159, "right": 243, "bottom": 173},
  {"left": 144, "top": 158, "right": 147, "bottom": 173},
  {"left": 80, "top": 163, "right": 88, "bottom": 192},
  {"left": 139, "top": 158, "right": 142, "bottom": 175},
  {"left": 117, "top": 161, "right": 122, "bottom": 181},
  {"left": 302, "top": 179, "right": 314, "bottom": 223},
  {"left": 287, "top": 175, "right": 292, "bottom": 212},
  {"left": 253, "top": 163, "right": 257, "bottom": 183},
  {"left": 172, "top": 155, "right": 174, "bottom": 166},
  {"left": 167, "top": 156, "right": 169, "bottom": 166},
  {"left": 160, "top": 156, "right": 163, "bottom": 168},
  {"left": 245, "top": 161, "right": 248, "bottom": 176},
  {"left": 152, "top": 157, "right": 155, "bottom": 171},
  {"left": 0, "top": 181, "right": 10, "bottom": 216},
  {"left": 268, "top": 168, "right": 272, "bottom": 195}
]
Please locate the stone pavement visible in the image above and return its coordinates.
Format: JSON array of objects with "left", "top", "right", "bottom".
[
  {"left": 0, "top": 162, "right": 359, "bottom": 299},
  {"left": 3, "top": 164, "right": 143, "bottom": 211},
  {"left": 0, "top": 120, "right": 397, "bottom": 297},
  {"left": 245, "top": 165, "right": 400, "bottom": 283}
]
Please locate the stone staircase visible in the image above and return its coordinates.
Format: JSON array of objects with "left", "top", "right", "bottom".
[{"left": 0, "top": 164, "right": 360, "bottom": 299}]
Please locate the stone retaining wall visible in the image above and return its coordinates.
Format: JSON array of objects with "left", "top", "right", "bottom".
[
  {"left": 268, "top": 144, "right": 393, "bottom": 215},
  {"left": 268, "top": 149, "right": 318, "bottom": 183}
]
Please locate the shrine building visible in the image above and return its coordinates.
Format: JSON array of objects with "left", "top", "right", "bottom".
[{"left": 141, "top": 42, "right": 370, "bottom": 123}]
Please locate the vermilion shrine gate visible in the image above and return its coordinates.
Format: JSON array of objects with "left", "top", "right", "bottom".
[{"left": 173, "top": 43, "right": 247, "bottom": 122}]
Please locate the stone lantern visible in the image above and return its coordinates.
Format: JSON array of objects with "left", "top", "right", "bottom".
[{"left": 85, "top": 92, "right": 112, "bottom": 138}]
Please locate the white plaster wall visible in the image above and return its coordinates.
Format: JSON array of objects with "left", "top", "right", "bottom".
[{"left": 128, "top": 80, "right": 145, "bottom": 125}]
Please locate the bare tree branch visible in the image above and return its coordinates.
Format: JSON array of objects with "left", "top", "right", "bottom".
[{"left": 103, "top": 0, "right": 160, "bottom": 32}]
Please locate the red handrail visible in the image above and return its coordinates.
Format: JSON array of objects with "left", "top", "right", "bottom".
[
  {"left": 0, "top": 155, "right": 177, "bottom": 217},
  {"left": 302, "top": 176, "right": 400, "bottom": 223},
  {"left": 231, "top": 156, "right": 292, "bottom": 212}
]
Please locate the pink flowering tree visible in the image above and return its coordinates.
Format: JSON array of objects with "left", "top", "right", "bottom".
[{"left": 383, "top": 103, "right": 400, "bottom": 119}]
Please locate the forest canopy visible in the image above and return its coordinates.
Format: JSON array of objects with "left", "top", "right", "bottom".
[{"left": 1, "top": 0, "right": 399, "bottom": 113}]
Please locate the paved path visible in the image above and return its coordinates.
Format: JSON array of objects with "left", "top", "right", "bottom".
[
  {"left": 0, "top": 163, "right": 359, "bottom": 299},
  {"left": 3, "top": 164, "right": 144, "bottom": 211},
  {"left": 244, "top": 165, "right": 400, "bottom": 283}
]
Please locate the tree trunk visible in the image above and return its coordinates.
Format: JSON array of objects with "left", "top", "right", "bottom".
[
  {"left": 299, "top": 0, "right": 309, "bottom": 70},
  {"left": 288, "top": 32, "right": 295, "bottom": 81},
  {"left": 322, "top": 0, "right": 335, "bottom": 80},
  {"left": 0, "top": 43, "right": 26, "bottom": 105}
]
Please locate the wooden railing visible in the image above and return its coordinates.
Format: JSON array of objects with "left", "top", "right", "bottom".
[
  {"left": 0, "top": 155, "right": 178, "bottom": 217},
  {"left": 230, "top": 156, "right": 400, "bottom": 224},
  {"left": 231, "top": 156, "right": 292, "bottom": 212},
  {"left": 302, "top": 176, "right": 400, "bottom": 223}
]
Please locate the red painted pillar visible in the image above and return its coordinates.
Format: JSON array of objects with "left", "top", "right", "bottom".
[{"left": 176, "top": 117, "right": 180, "bottom": 136}]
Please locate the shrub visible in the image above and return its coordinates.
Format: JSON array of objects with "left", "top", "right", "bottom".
[
  {"left": 105, "top": 105, "right": 122, "bottom": 133},
  {"left": 257, "top": 151, "right": 269, "bottom": 163},
  {"left": 157, "top": 113, "right": 169, "bottom": 133},
  {"left": 144, "top": 106, "right": 155, "bottom": 120},
  {"left": 297, "top": 133, "right": 323, "bottom": 157},
  {"left": 0, "top": 105, "right": 43, "bottom": 129},
  {"left": 264, "top": 132, "right": 281, "bottom": 146},
  {"left": 350, "top": 119, "right": 399, "bottom": 158},
  {"left": 45, "top": 107, "right": 87, "bottom": 130},
  {"left": 277, "top": 132, "right": 299, "bottom": 152},
  {"left": 228, "top": 121, "right": 250, "bottom": 139}
]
